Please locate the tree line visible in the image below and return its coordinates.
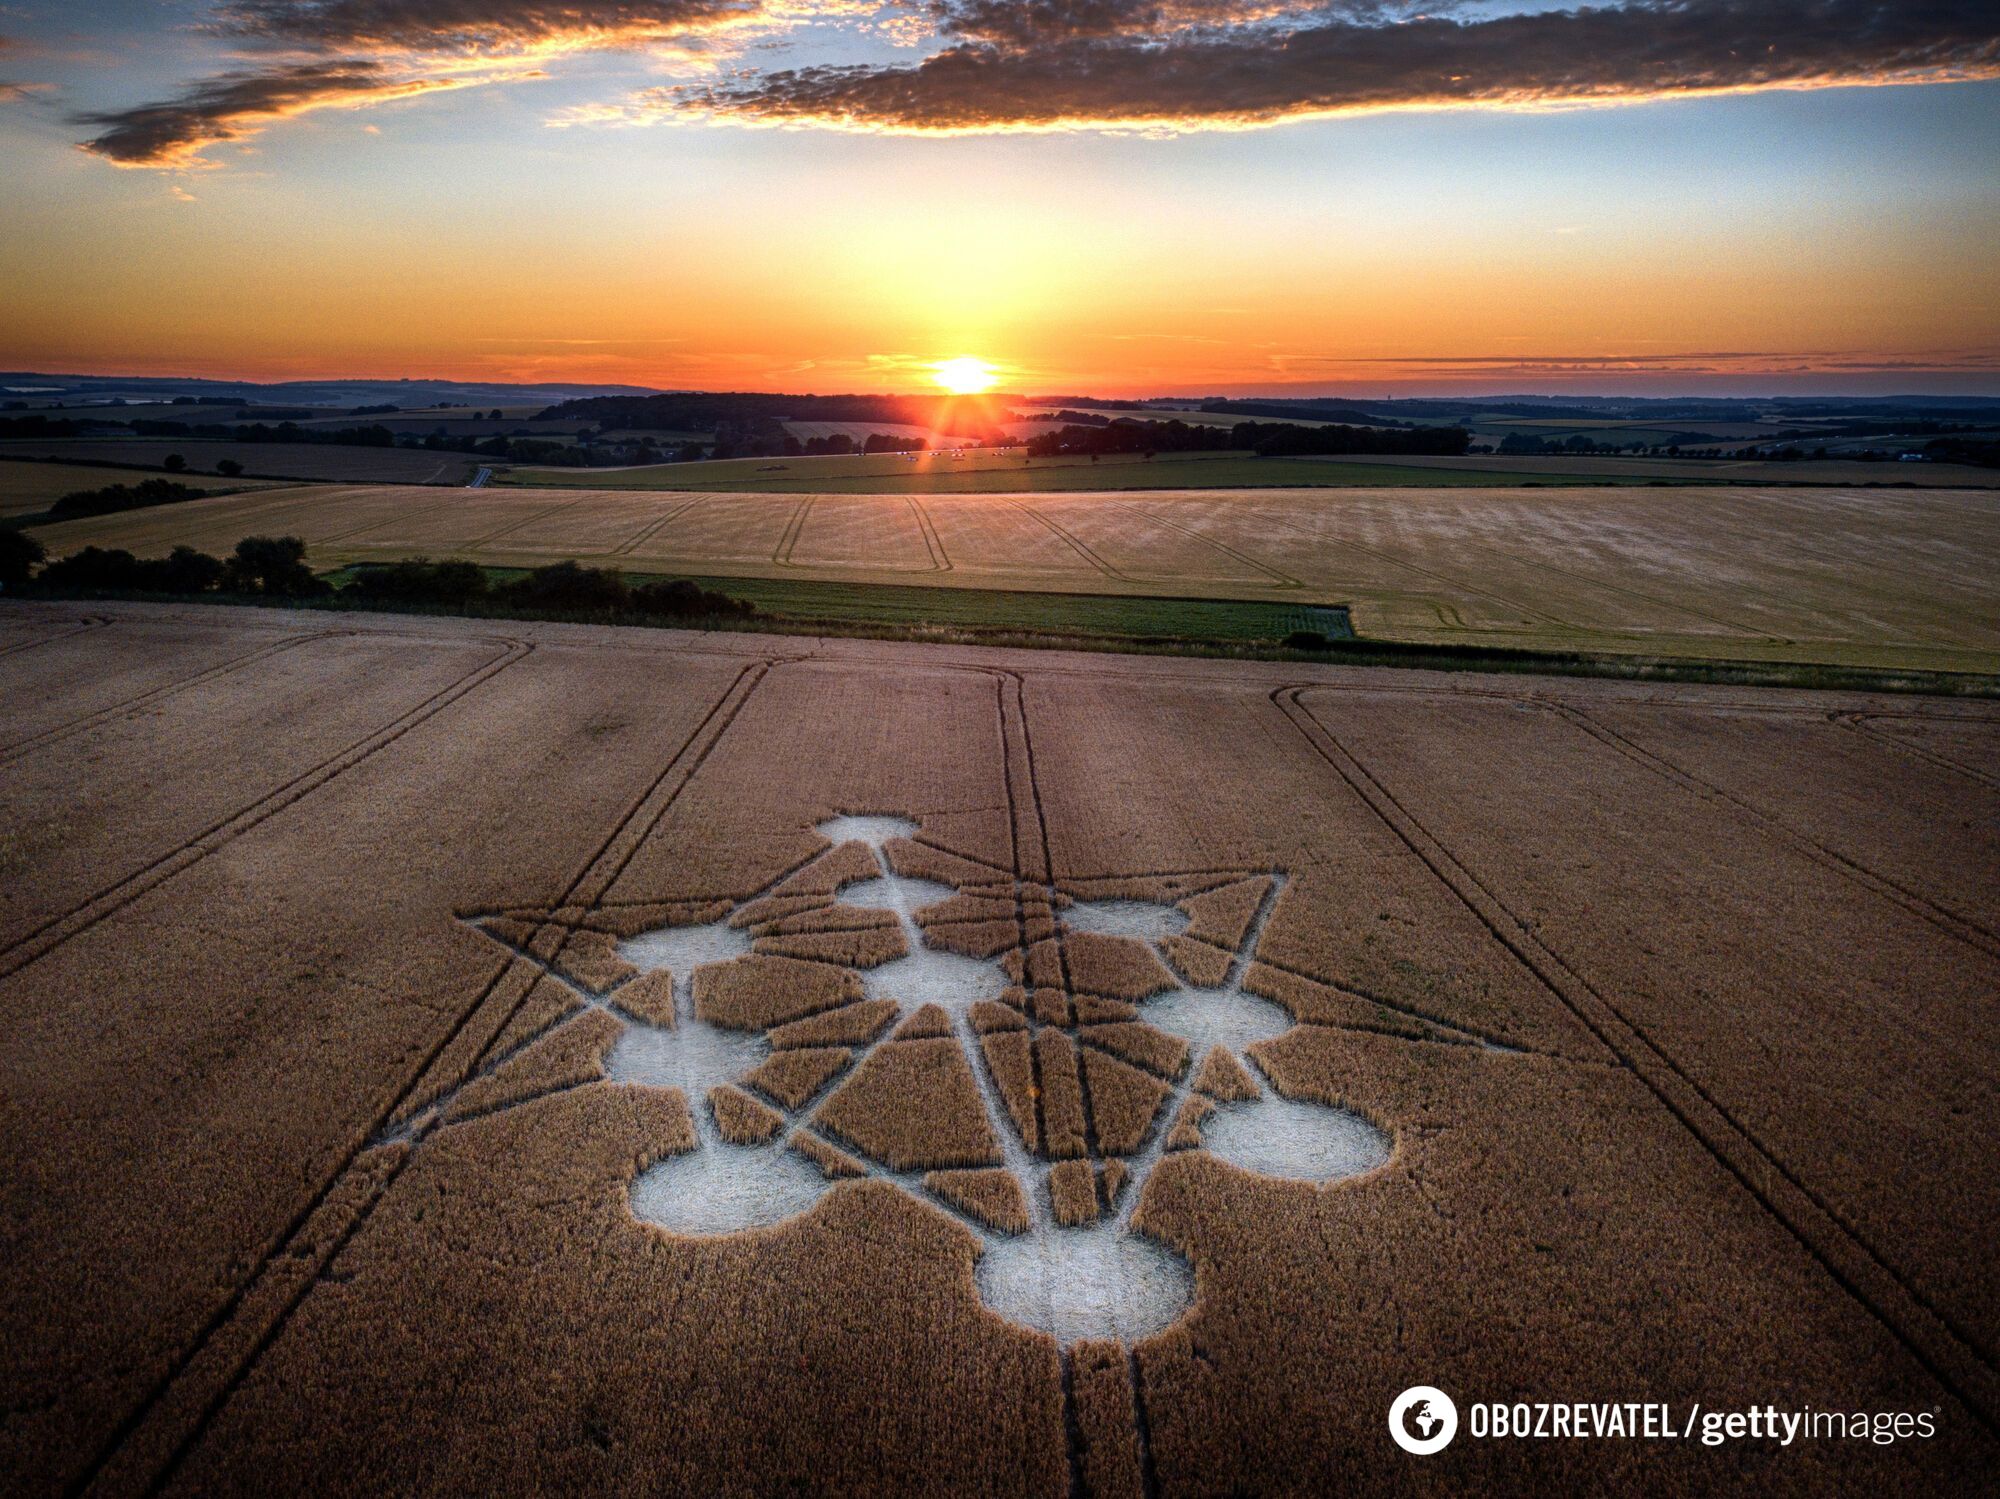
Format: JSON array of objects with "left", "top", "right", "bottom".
[
  {"left": 0, "top": 531, "right": 760, "bottom": 624},
  {"left": 1024, "top": 418, "right": 1471, "bottom": 459},
  {"left": 538, "top": 391, "right": 1003, "bottom": 439}
]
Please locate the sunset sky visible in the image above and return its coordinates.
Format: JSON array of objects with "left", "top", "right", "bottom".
[{"left": 2, "top": 2, "right": 1997, "bottom": 395}]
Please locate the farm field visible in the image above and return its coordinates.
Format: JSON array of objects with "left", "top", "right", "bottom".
[
  {"left": 0, "top": 600, "right": 1994, "bottom": 1493},
  {"left": 1289, "top": 451, "right": 2000, "bottom": 486},
  {"left": 29, "top": 482, "right": 2000, "bottom": 674},
  {"left": 0, "top": 459, "right": 285, "bottom": 518},
  {"left": 502, "top": 448, "right": 1664, "bottom": 492},
  {"left": 501, "top": 448, "right": 2000, "bottom": 492},
  {"left": 0, "top": 439, "right": 482, "bottom": 485}
]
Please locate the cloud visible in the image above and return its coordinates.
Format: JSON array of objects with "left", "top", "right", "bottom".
[
  {"left": 925, "top": 1, "right": 1437, "bottom": 49},
  {"left": 73, "top": 0, "right": 812, "bottom": 166},
  {"left": 669, "top": 0, "right": 2000, "bottom": 132},
  {"left": 212, "top": 0, "right": 766, "bottom": 55},
  {"left": 74, "top": 59, "right": 475, "bottom": 166},
  {"left": 69, "top": 0, "right": 2000, "bottom": 166},
  {"left": 1260, "top": 348, "right": 2000, "bottom": 379},
  {"left": 0, "top": 31, "right": 48, "bottom": 102}
]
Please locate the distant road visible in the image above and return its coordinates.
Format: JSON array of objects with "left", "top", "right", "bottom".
[{"left": 468, "top": 467, "right": 492, "bottom": 489}]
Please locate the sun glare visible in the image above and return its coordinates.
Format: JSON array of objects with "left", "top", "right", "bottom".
[{"left": 932, "top": 356, "right": 998, "bottom": 395}]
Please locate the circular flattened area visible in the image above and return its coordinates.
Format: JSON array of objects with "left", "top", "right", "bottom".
[{"left": 975, "top": 1219, "right": 1193, "bottom": 1345}]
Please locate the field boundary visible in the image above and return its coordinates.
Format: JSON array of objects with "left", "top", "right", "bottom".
[
  {"left": 14, "top": 585, "right": 2000, "bottom": 692},
  {"left": 1274, "top": 685, "right": 2000, "bottom": 1433}
]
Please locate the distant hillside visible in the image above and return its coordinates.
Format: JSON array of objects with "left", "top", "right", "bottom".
[
  {"left": 1194, "top": 399, "right": 1413, "bottom": 427},
  {"left": 0, "top": 373, "right": 658, "bottom": 410},
  {"left": 539, "top": 391, "right": 1008, "bottom": 437}
]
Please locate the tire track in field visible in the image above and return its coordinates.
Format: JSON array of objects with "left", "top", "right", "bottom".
[
  {"left": 0, "top": 635, "right": 534, "bottom": 984},
  {"left": 907, "top": 496, "right": 953, "bottom": 571},
  {"left": 464, "top": 493, "right": 595, "bottom": 548},
  {"left": 1108, "top": 498, "right": 1304, "bottom": 589},
  {"left": 612, "top": 496, "right": 703, "bottom": 556},
  {"left": 0, "top": 615, "right": 110, "bottom": 658},
  {"left": 1002, "top": 667, "right": 1108, "bottom": 1165},
  {"left": 1458, "top": 541, "right": 1782, "bottom": 639},
  {"left": 0, "top": 631, "right": 328, "bottom": 768},
  {"left": 986, "top": 665, "right": 1160, "bottom": 1498},
  {"left": 105, "top": 485, "right": 363, "bottom": 550},
  {"left": 1273, "top": 685, "right": 2000, "bottom": 1434},
  {"left": 1242, "top": 505, "right": 1580, "bottom": 630},
  {"left": 1550, "top": 702, "right": 1998, "bottom": 956},
  {"left": 1003, "top": 498, "right": 1133, "bottom": 582},
  {"left": 79, "top": 659, "right": 774, "bottom": 1499},
  {"left": 1729, "top": 488, "right": 2000, "bottom": 596},
  {"left": 1836, "top": 713, "right": 2000, "bottom": 791},
  {"left": 977, "top": 667, "right": 1071, "bottom": 1482},
  {"left": 986, "top": 671, "right": 1051, "bottom": 1205},
  {"left": 313, "top": 489, "right": 473, "bottom": 546},
  {"left": 771, "top": 497, "right": 815, "bottom": 566}
]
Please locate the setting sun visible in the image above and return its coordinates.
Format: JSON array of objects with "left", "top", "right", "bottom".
[{"left": 931, "top": 357, "right": 998, "bottom": 396}]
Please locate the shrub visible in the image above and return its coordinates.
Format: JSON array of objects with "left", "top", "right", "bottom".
[
  {"left": 156, "top": 545, "right": 227, "bottom": 594},
  {"left": 494, "top": 560, "right": 630, "bottom": 612},
  {"left": 347, "top": 558, "right": 490, "bottom": 605},
  {"left": 37, "top": 546, "right": 147, "bottom": 590},
  {"left": 34, "top": 543, "right": 230, "bottom": 594},
  {"left": 630, "top": 578, "right": 757, "bottom": 620},
  {"left": 0, "top": 528, "right": 46, "bottom": 587},
  {"left": 163, "top": 453, "right": 187, "bottom": 473},
  {"left": 1284, "top": 629, "right": 1333, "bottom": 651},
  {"left": 216, "top": 458, "right": 244, "bottom": 477},
  {"left": 225, "top": 536, "right": 328, "bottom": 597}
]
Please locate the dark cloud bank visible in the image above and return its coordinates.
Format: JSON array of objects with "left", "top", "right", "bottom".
[
  {"left": 72, "top": 0, "right": 2000, "bottom": 166},
  {"left": 680, "top": 0, "right": 2000, "bottom": 130}
]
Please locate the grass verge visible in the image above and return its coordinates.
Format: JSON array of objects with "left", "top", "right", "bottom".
[{"left": 13, "top": 579, "right": 1995, "bottom": 698}]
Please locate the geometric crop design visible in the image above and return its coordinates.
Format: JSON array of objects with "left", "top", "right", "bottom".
[{"left": 429, "top": 815, "right": 1391, "bottom": 1346}]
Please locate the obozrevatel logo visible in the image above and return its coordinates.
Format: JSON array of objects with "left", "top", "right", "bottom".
[{"left": 1389, "top": 1386, "right": 1459, "bottom": 1455}]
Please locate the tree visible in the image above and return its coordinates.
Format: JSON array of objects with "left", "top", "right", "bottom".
[
  {"left": 225, "top": 535, "right": 327, "bottom": 597},
  {"left": 163, "top": 453, "right": 187, "bottom": 473},
  {"left": 494, "top": 560, "right": 629, "bottom": 612},
  {"left": 0, "top": 528, "right": 44, "bottom": 588},
  {"left": 48, "top": 479, "right": 206, "bottom": 520},
  {"left": 216, "top": 458, "right": 244, "bottom": 477},
  {"left": 158, "top": 545, "right": 226, "bottom": 594},
  {"left": 348, "top": 557, "right": 489, "bottom": 604}
]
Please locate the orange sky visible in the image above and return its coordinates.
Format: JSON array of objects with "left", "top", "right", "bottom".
[{"left": 2, "top": 3, "right": 1996, "bottom": 394}]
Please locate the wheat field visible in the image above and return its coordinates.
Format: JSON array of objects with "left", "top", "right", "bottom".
[
  {"left": 27, "top": 481, "right": 2000, "bottom": 671},
  {"left": 0, "top": 599, "right": 1994, "bottom": 1493}
]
